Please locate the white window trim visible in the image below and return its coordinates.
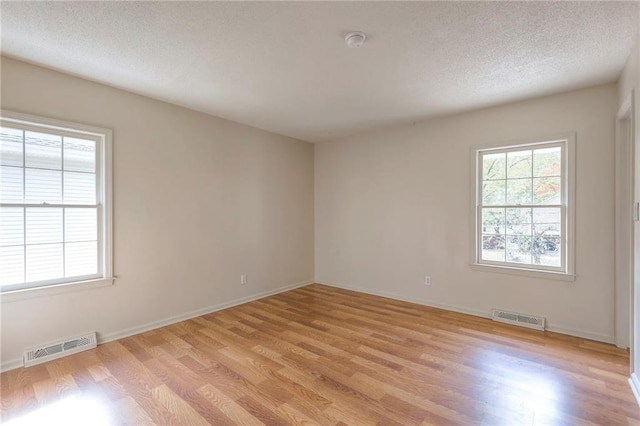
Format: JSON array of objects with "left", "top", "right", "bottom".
[
  {"left": 0, "top": 277, "right": 114, "bottom": 302},
  {"left": 469, "top": 133, "right": 576, "bottom": 281},
  {"left": 0, "top": 110, "right": 114, "bottom": 300}
]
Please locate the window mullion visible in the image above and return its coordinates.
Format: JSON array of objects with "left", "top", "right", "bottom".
[
  {"left": 479, "top": 204, "right": 562, "bottom": 209},
  {"left": 22, "top": 206, "right": 27, "bottom": 284},
  {"left": 477, "top": 205, "right": 482, "bottom": 263},
  {"left": 530, "top": 149, "right": 534, "bottom": 214},
  {"left": 62, "top": 207, "right": 66, "bottom": 278},
  {"left": 61, "top": 137, "right": 65, "bottom": 278},
  {"left": 503, "top": 207, "right": 507, "bottom": 263},
  {"left": 1, "top": 203, "right": 98, "bottom": 208},
  {"left": 22, "top": 129, "right": 26, "bottom": 284}
]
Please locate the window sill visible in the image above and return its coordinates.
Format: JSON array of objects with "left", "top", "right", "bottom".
[
  {"left": 470, "top": 263, "right": 576, "bottom": 282},
  {"left": 0, "top": 277, "right": 115, "bottom": 303}
]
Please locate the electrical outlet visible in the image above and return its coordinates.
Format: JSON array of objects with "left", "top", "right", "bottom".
[
  {"left": 425, "top": 275, "right": 431, "bottom": 286},
  {"left": 241, "top": 274, "right": 247, "bottom": 285}
]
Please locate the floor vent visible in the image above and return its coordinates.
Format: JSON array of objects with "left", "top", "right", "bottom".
[
  {"left": 23, "top": 332, "right": 97, "bottom": 368},
  {"left": 492, "top": 309, "right": 545, "bottom": 331}
]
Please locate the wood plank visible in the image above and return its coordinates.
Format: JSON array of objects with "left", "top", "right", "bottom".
[{"left": 197, "top": 383, "right": 264, "bottom": 425}]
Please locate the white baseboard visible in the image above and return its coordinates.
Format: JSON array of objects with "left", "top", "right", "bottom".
[
  {"left": 98, "top": 280, "right": 314, "bottom": 344},
  {"left": 316, "top": 280, "right": 616, "bottom": 344},
  {"left": 545, "top": 324, "right": 615, "bottom": 344},
  {"left": 629, "top": 373, "right": 640, "bottom": 407},
  {"left": 0, "top": 358, "right": 23, "bottom": 373},
  {"left": 316, "top": 280, "right": 490, "bottom": 319},
  {"left": 0, "top": 280, "right": 313, "bottom": 373}
]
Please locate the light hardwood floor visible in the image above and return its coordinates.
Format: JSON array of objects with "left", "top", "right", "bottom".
[{"left": 1, "top": 284, "right": 638, "bottom": 425}]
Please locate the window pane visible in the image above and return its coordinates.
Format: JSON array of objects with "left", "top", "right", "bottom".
[
  {"left": 26, "top": 243, "right": 63, "bottom": 282},
  {"left": 507, "top": 150, "right": 532, "bottom": 178},
  {"left": 0, "top": 207, "right": 24, "bottom": 246},
  {"left": 481, "top": 208, "right": 505, "bottom": 235},
  {"left": 506, "top": 208, "right": 532, "bottom": 236},
  {"left": 533, "top": 207, "right": 561, "bottom": 227},
  {"left": 533, "top": 177, "right": 561, "bottom": 205},
  {"left": 506, "top": 178, "right": 532, "bottom": 205},
  {"left": 65, "top": 208, "right": 97, "bottom": 242},
  {"left": 507, "top": 236, "right": 532, "bottom": 264},
  {"left": 482, "top": 180, "right": 505, "bottom": 206},
  {"left": 533, "top": 220, "right": 561, "bottom": 237},
  {"left": 534, "top": 236, "right": 561, "bottom": 267},
  {"left": 65, "top": 241, "right": 97, "bottom": 277},
  {"left": 64, "top": 137, "right": 95, "bottom": 173},
  {"left": 0, "top": 246, "right": 24, "bottom": 285},
  {"left": 533, "top": 146, "right": 561, "bottom": 177},
  {"left": 26, "top": 208, "right": 63, "bottom": 245},
  {"left": 25, "top": 168, "right": 62, "bottom": 203},
  {"left": 532, "top": 208, "right": 561, "bottom": 267},
  {"left": 533, "top": 208, "right": 561, "bottom": 237},
  {"left": 481, "top": 235, "right": 505, "bottom": 261},
  {"left": 64, "top": 171, "right": 95, "bottom": 204},
  {"left": 1, "top": 127, "right": 23, "bottom": 166},
  {"left": 483, "top": 153, "right": 505, "bottom": 180},
  {"left": 507, "top": 225, "right": 532, "bottom": 236},
  {"left": 25, "top": 131, "right": 61, "bottom": 170},
  {"left": 0, "top": 165, "right": 24, "bottom": 202}
]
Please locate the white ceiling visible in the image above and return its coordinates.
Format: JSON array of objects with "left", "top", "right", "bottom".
[{"left": 1, "top": 2, "right": 638, "bottom": 142}]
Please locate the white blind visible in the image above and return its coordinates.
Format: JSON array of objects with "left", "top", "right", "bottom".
[{"left": 0, "top": 125, "right": 100, "bottom": 288}]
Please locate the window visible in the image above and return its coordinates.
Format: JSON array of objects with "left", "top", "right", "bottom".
[
  {"left": 473, "top": 134, "right": 575, "bottom": 278},
  {"left": 0, "top": 111, "right": 112, "bottom": 293}
]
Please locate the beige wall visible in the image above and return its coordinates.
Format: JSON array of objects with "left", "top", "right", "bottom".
[
  {"left": 315, "top": 84, "right": 618, "bottom": 342},
  {"left": 618, "top": 43, "right": 638, "bottom": 104},
  {"left": 0, "top": 57, "right": 315, "bottom": 369}
]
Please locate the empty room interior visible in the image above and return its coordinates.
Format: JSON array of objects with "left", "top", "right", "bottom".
[{"left": 2, "top": 1, "right": 640, "bottom": 424}]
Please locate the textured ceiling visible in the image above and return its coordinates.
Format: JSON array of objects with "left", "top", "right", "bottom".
[{"left": 1, "top": 2, "right": 638, "bottom": 142}]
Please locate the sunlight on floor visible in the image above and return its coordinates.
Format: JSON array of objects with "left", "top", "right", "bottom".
[
  {"left": 5, "top": 395, "right": 112, "bottom": 426},
  {"left": 477, "top": 349, "right": 561, "bottom": 423}
]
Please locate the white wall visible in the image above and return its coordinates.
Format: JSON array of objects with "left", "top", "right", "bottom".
[
  {"left": 315, "top": 84, "right": 618, "bottom": 342},
  {"left": 0, "top": 57, "right": 315, "bottom": 370},
  {"left": 619, "top": 44, "right": 638, "bottom": 104}
]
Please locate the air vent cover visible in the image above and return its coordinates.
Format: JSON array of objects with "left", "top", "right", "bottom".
[
  {"left": 23, "top": 332, "right": 97, "bottom": 367},
  {"left": 492, "top": 309, "right": 545, "bottom": 331}
]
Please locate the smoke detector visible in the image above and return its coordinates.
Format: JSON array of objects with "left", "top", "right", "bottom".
[{"left": 345, "top": 31, "right": 366, "bottom": 48}]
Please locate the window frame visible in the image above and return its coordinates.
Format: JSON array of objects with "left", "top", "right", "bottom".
[
  {"left": 470, "top": 133, "right": 576, "bottom": 281},
  {"left": 0, "top": 110, "right": 113, "bottom": 298}
]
